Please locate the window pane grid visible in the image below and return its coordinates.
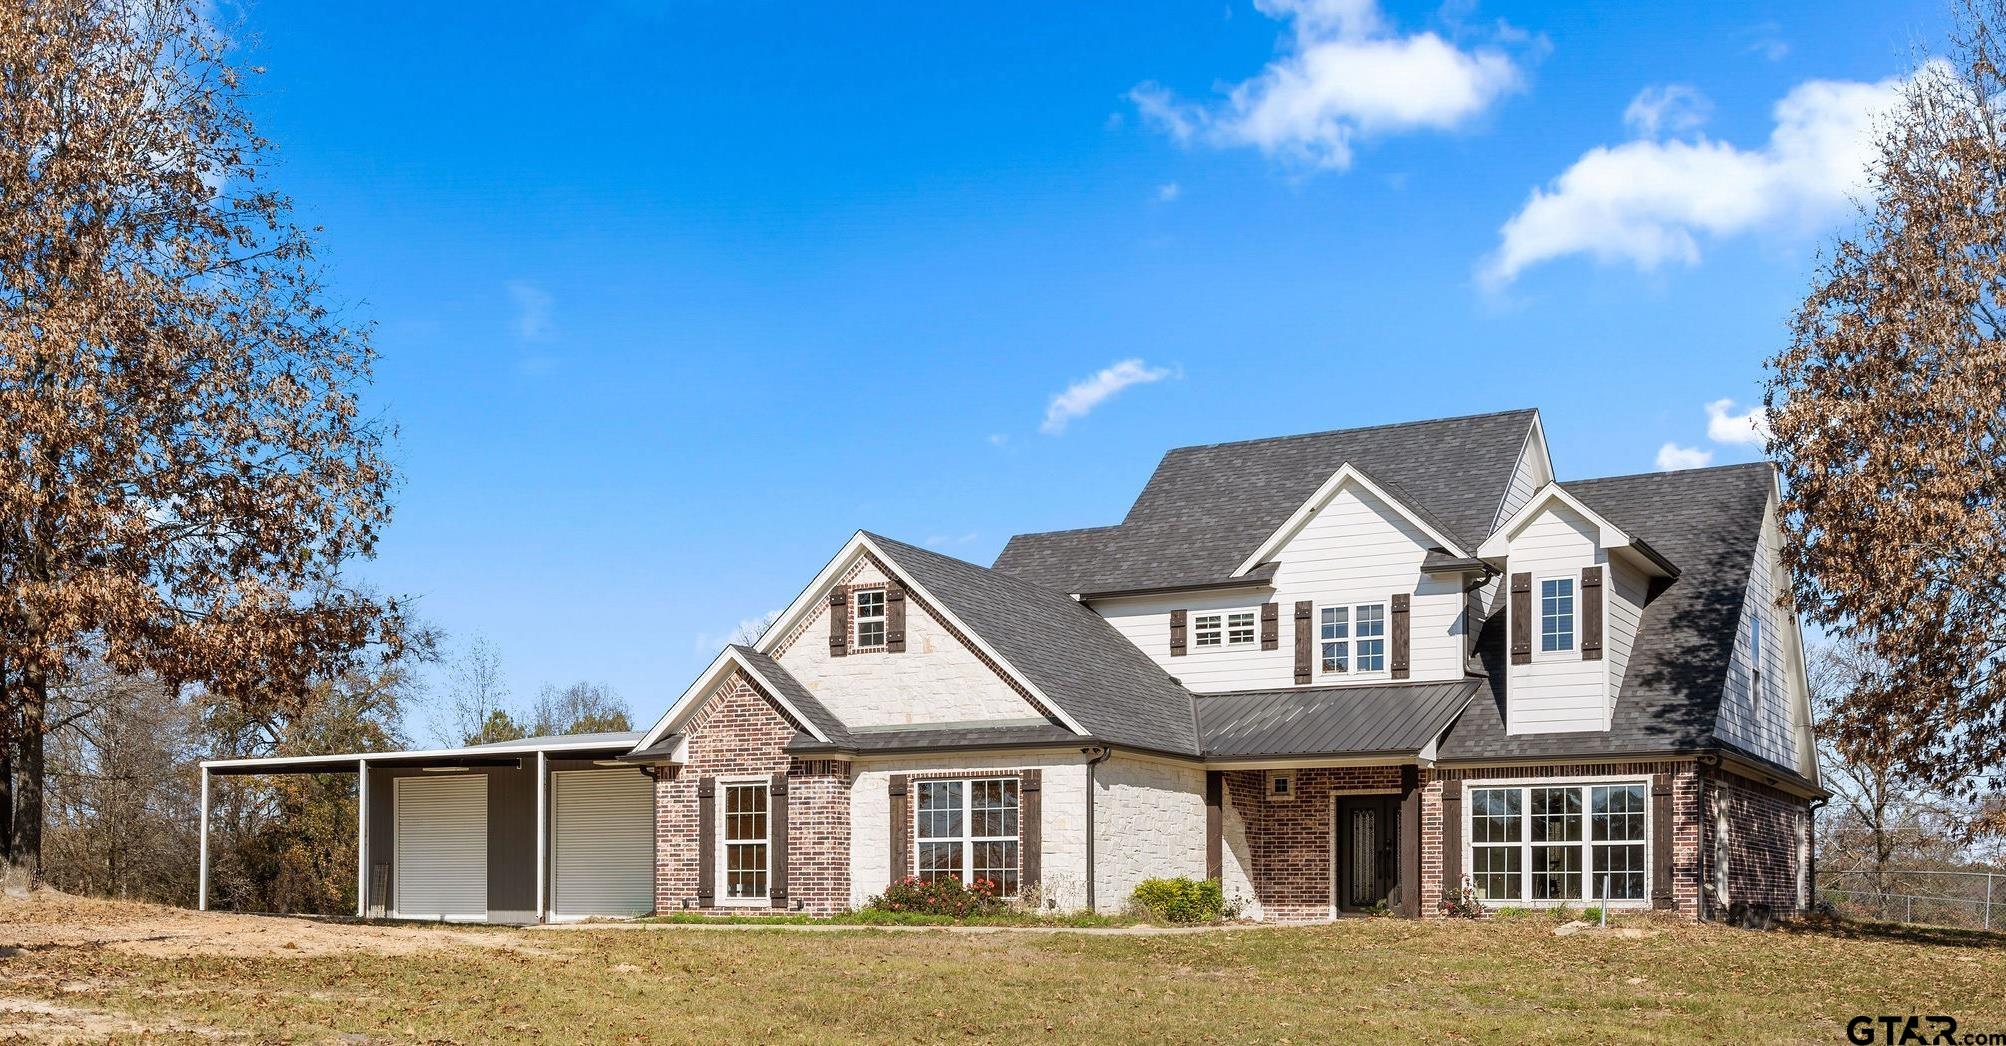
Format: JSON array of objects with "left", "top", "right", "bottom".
[
  {"left": 723, "top": 783, "right": 769, "bottom": 900},
  {"left": 1355, "top": 604, "right": 1385, "bottom": 673},
  {"left": 1226, "top": 611, "right": 1256, "bottom": 646},
  {"left": 1193, "top": 614, "right": 1222, "bottom": 648},
  {"left": 854, "top": 589, "right": 887, "bottom": 648},
  {"left": 1540, "top": 578, "right": 1574, "bottom": 652},
  {"left": 1320, "top": 607, "right": 1349, "bottom": 672},
  {"left": 1467, "top": 783, "right": 1650, "bottom": 905},
  {"left": 913, "top": 778, "right": 1020, "bottom": 897}
]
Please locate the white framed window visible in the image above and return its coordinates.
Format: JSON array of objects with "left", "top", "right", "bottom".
[
  {"left": 720, "top": 780, "right": 770, "bottom": 903},
  {"left": 1466, "top": 781, "right": 1650, "bottom": 905},
  {"left": 852, "top": 588, "right": 886, "bottom": 650},
  {"left": 915, "top": 778, "right": 1021, "bottom": 896},
  {"left": 1192, "top": 611, "right": 1256, "bottom": 649},
  {"left": 1265, "top": 769, "right": 1296, "bottom": 801},
  {"left": 1539, "top": 577, "right": 1575, "bottom": 654},
  {"left": 1748, "top": 611, "right": 1765, "bottom": 708},
  {"left": 1319, "top": 602, "right": 1386, "bottom": 675}
]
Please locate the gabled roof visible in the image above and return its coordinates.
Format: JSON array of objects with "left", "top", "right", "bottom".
[
  {"left": 631, "top": 644, "right": 847, "bottom": 754},
  {"left": 865, "top": 533, "right": 1203, "bottom": 755},
  {"left": 1439, "top": 462, "right": 1780, "bottom": 766},
  {"left": 1477, "top": 481, "right": 1680, "bottom": 578},
  {"left": 994, "top": 409, "right": 1538, "bottom": 594},
  {"left": 1197, "top": 680, "right": 1478, "bottom": 760}
]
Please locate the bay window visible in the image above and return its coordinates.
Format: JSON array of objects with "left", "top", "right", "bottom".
[{"left": 1467, "top": 782, "right": 1649, "bottom": 904}]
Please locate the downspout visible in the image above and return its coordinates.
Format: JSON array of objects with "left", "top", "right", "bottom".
[
  {"left": 1083, "top": 745, "right": 1112, "bottom": 912},
  {"left": 1695, "top": 751, "right": 1720, "bottom": 922},
  {"left": 1807, "top": 793, "right": 1829, "bottom": 913}
]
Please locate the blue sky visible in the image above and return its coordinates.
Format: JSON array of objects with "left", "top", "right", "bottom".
[{"left": 225, "top": 0, "right": 1939, "bottom": 730}]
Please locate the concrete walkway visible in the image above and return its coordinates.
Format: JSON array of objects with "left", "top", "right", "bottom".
[{"left": 531, "top": 919, "right": 1290, "bottom": 936}]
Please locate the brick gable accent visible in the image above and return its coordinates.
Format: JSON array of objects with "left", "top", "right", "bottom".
[{"left": 653, "top": 671, "right": 852, "bottom": 915}]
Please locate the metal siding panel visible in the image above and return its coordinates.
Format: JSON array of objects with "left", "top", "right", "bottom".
[
  {"left": 393, "top": 774, "right": 488, "bottom": 921},
  {"left": 551, "top": 770, "right": 655, "bottom": 919}
]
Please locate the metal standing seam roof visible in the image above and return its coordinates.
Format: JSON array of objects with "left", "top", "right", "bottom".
[
  {"left": 864, "top": 532, "right": 1204, "bottom": 756},
  {"left": 994, "top": 409, "right": 1539, "bottom": 594},
  {"left": 1438, "top": 462, "right": 1783, "bottom": 766},
  {"left": 1196, "top": 680, "right": 1480, "bottom": 758}
]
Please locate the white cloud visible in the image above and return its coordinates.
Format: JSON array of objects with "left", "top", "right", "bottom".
[
  {"left": 507, "top": 281, "right": 554, "bottom": 341},
  {"left": 1130, "top": 0, "right": 1527, "bottom": 172},
  {"left": 1656, "top": 442, "right": 1714, "bottom": 471},
  {"left": 693, "top": 609, "right": 783, "bottom": 654},
  {"left": 925, "top": 532, "right": 980, "bottom": 549},
  {"left": 1156, "top": 181, "right": 1182, "bottom": 202},
  {"left": 1622, "top": 84, "right": 1711, "bottom": 138},
  {"left": 1041, "top": 358, "right": 1177, "bottom": 435},
  {"left": 987, "top": 433, "right": 1009, "bottom": 447},
  {"left": 1704, "top": 398, "right": 1772, "bottom": 446},
  {"left": 1483, "top": 71, "right": 1916, "bottom": 286}
]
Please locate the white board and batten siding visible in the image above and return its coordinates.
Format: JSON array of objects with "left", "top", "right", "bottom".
[
  {"left": 1093, "top": 479, "right": 1467, "bottom": 694},
  {"left": 550, "top": 770, "right": 655, "bottom": 921},
  {"left": 1502, "top": 499, "right": 1611, "bottom": 734},
  {"left": 392, "top": 774, "right": 488, "bottom": 921},
  {"left": 1714, "top": 497, "right": 1806, "bottom": 771},
  {"left": 1476, "top": 424, "right": 1557, "bottom": 620}
]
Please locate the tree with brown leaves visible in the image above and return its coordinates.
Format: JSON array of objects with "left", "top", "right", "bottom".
[
  {"left": 0, "top": 0, "right": 403, "bottom": 876},
  {"left": 1766, "top": 0, "right": 2006, "bottom": 818}
]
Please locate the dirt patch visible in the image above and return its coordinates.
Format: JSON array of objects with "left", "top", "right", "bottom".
[
  {"left": 0, "top": 995, "right": 227, "bottom": 1041},
  {"left": 0, "top": 888, "right": 554, "bottom": 959}
]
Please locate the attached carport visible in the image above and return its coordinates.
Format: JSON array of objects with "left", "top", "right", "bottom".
[{"left": 197, "top": 731, "right": 659, "bottom": 924}]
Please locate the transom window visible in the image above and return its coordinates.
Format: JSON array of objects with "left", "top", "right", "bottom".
[
  {"left": 1468, "top": 783, "right": 1648, "bottom": 904},
  {"left": 1540, "top": 578, "right": 1575, "bottom": 653},
  {"left": 852, "top": 588, "right": 886, "bottom": 649},
  {"left": 1192, "top": 612, "right": 1256, "bottom": 649},
  {"left": 722, "top": 782, "right": 770, "bottom": 901},
  {"left": 915, "top": 778, "right": 1020, "bottom": 896},
  {"left": 1320, "top": 603, "right": 1386, "bottom": 674}
]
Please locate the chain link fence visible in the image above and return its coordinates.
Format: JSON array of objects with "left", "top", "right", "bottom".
[{"left": 1817, "top": 868, "right": 2005, "bottom": 930}]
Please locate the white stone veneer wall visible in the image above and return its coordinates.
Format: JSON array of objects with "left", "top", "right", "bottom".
[
  {"left": 848, "top": 753, "right": 1090, "bottom": 911},
  {"left": 1093, "top": 754, "right": 1209, "bottom": 914}
]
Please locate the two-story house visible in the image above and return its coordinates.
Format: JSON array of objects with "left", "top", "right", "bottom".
[{"left": 199, "top": 408, "right": 1821, "bottom": 923}]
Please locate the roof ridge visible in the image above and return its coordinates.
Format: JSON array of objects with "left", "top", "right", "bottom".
[
  {"left": 1161, "top": 407, "right": 1539, "bottom": 456},
  {"left": 1564, "top": 460, "right": 1773, "bottom": 486}
]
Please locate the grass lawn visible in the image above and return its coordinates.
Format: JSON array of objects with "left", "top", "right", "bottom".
[{"left": 5, "top": 895, "right": 2005, "bottom": 1043}]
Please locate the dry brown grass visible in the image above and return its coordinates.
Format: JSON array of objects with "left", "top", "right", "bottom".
[{"left": 3, "top": 892, "right": 2003, "bottom": 1043}]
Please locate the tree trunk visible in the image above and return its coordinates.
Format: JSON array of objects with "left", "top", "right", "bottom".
[{"left": 8, "top": 666, "right": 45, "bottom": 881}]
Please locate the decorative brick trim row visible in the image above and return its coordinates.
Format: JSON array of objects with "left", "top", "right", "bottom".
[
  {"left": 771, "top": 557, "right": 877, "bottom": 658},
  {"left": 837, "top": 582, "right": 889, "bottom": 654}
]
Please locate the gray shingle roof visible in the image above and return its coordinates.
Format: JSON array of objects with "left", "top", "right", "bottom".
[
  {"left": 1197, "top": 680, "right": 1479, "bottom": 758},
  {"left": 1438, "top": 462, "right": 1779, "bottom": 765},
  {"left": 867, "top": 533, "right": 1203, "bottom": 755},
  {"left": 785, "top": 722, "right": 1084, "bottom": 756},
  {"left": 729, "top": 645, "right": 852, "bottom": 745},
  {"left": 994, "top": 409, "right": 1538, "bottom": 593}
]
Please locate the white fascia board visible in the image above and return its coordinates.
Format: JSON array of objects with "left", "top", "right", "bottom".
[
  {"left": 1232, "top": 462, "right": 1470, "bottom": 578},
  {"left": 1477, "top": 483, "right": 1638, "bottom": 564},
  {"left": 199, "top": 737, "right": 632, "bottom": 771},
  {"left": 632, "top": 645, "right": 835, "bottom": 752}
]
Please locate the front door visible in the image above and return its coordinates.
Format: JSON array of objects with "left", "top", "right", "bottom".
[{"left": 1335, "top": 797, "right": 1398, "bottom": 913}]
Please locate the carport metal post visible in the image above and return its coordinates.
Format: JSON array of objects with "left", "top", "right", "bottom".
[
  {"left": 197, "top": 765, "right": 210, "bottom": 911},
  {"left": 535, "top": 750, "right": 549, "bottom": 923},
  {"left": 356, "top": 757, "right": 370, "bottom": 918}
]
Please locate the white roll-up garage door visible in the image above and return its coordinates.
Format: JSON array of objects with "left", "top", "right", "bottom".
[
  {"left": 393, "top": 774, "right": 488, "bottom": 921},
  {"left": 551, "top": 769, "right": 655, "bottom": 920}
]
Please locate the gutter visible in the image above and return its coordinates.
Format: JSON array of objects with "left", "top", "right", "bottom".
[{"left": 1083, "top": 745, "right": 1113, "bottom": 912}]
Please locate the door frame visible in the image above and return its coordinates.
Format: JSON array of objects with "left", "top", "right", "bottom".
[{"left": 1330, "top": 793, "right": 1400, "bottom": 914}]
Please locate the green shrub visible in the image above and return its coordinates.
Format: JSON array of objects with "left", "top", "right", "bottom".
[
  {"left": 1129, "top": 877, "right": 1237, "bottom": 924},
  {"left": 863, "top": 876, "right": 1006, "bottom": 918}
]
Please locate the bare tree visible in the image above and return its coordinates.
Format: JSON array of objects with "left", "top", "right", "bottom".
[
  {"left": 432, "top": 636, "right": 514, "bottom": 746},
  {"left": 41, "top": 666, "right": 197, "bottom": 902},
  {"left": 729, "top": 610, "right": 783, "bottom": 648},
  {"left": 527, "top": 681, "right": 630, "bottom": 737},
  {"left": 1766, "top": 0, "right": 2006, "bottom": 813},
  {"left": 0, "top": 0, "right": 405, "bottom": 876}
]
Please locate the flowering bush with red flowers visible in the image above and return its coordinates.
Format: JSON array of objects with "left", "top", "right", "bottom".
[{"left": 864, "top": 875, "right": 1006, "bottom": 918}]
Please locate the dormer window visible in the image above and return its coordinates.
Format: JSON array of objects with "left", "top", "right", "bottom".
[
  {"left": 1539, "top": 577, "right": 1575, "bottom": 654},
  {"left": 1319, "top": 603, "right": 1387, "bottom": 675},
  {"left": 1193, "top": 611, "right": 1256, "bottom": 649},
  {"left": 853, "top": 588, "right": 887, "bottom": 650}
]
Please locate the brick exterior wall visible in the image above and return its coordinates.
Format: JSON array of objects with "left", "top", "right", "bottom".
[
  {"left": 653, "top": 671, "right": 852, "bottom": 915},
  {"left": 1702, "top": 765, "right": 1810, "bottom": 917},
  {"left": 1220, "top": 766, "right": 1403, "bottom": 922}
]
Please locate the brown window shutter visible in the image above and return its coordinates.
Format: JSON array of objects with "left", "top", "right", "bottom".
[
  {"left": 1441, "top": 779, "right": 1464, "bottom": 899},
  {"left": 828, "top": 590, "right": 849, "bottom": 657},
  {"left": 769, "top": 773, "right": 790, "bottom": 908},
  {"left": 1390, "top": 593, "right": 1411, "bottom": 679},
  {"left": 1509, "top": 573, "right": 1532, "bottom": 665},
  {"left": 1205, "top": 771, "right": 1223, "bottom": 880},
  {"left": 1169, "top": 609, "right": 1187, "bottom": 657},
  {"left": 1580, "top": 566, "right": 1603, "bottom": 661},
  {"left": 885, "top": 583, "right": 907, "bottom": 653},
  {"left": 696, "top": 777, "right": 716, "bottom": 907},
  {"left": 888, "top": 774, "right": 910, "bottom": 887},
  {"left": 1260, "top": 603, "right": 1279, "bottom": 651},
  {"left": 1293, "top": 601, "right": 1313, "bottom": 684},
  {"left": 1651, "top": 773, "right": 1674, "bottom": 909},
  {"left": 1019, "top": 770, "right": 1042, "bottom": 895}
]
